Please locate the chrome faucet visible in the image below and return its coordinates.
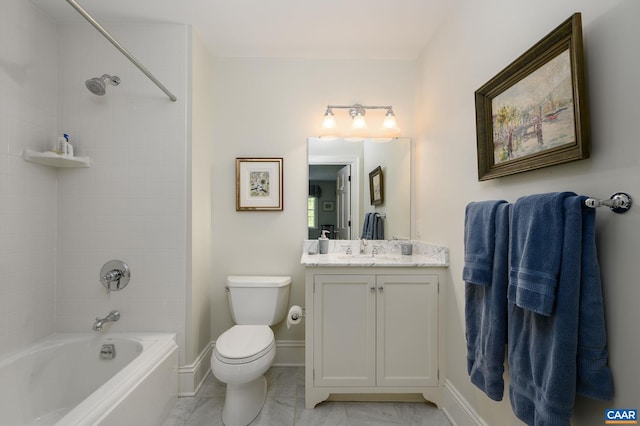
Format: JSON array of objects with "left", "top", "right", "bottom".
[
  {"left": 360, "top": 238, "right": 368, "bottom": 254},
  {"left": 93, "top": 310, "right": 120, "bottom": 332}
]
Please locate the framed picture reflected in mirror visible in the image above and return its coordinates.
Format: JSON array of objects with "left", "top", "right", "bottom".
[{"left": 369, "top": 166, "right": 384, "bottom": 205}]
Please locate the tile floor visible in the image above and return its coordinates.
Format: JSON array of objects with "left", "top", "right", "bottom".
[{"left": 162, "top": 367, "right": 452, "bottom": 426}]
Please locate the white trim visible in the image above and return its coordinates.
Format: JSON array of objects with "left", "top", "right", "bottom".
[
  {"left": 442, "top": 380, "right": 488, "bottom": 426},
  {"left": 178, "top": 342, "right": 214, "bottom": 396},
  {"left": 179, "top": 339, "right": 304, "bottom": 395},
  {"left": 273, "top": 339, "right": 305, "bottom": 366},
  {"left": 308, "top": 154, "right": 361, "bottom": 239}
]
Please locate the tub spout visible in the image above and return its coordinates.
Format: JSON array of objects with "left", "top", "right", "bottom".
[{"left": 93, "top": 310, "right": 120, "bottom": 332}]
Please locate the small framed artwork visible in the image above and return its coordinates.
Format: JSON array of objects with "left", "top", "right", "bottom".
[
  {"left": 369, "top": 166, "right": 384, "bottom": 205},
  {"left": 322, "top": 201, "right": 334, "bottom": 211},
  {"left": 236, "top": 157, "right": 283, "bottom": 211},
  {"left": 475, "top": 13, "right": 589, "bottom": 180}
]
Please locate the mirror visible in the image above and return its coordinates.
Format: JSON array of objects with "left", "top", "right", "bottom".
[{"left": 308, "top": 137, "right": 411, "bottom": 240}]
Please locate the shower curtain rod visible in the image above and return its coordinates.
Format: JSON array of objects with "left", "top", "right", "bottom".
[{"left": 65, "top": 0, "right": 178, "bottom": 102}]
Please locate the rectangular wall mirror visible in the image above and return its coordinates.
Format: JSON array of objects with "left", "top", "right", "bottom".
[{"left": 307, "top": 137, "right": 411, "bottom": 240}]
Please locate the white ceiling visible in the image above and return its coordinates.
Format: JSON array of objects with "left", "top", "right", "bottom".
[{"left": 30, "top": 0, "right": 457, "bottom": 59}]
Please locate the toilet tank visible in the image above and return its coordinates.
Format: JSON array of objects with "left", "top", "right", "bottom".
[{"left": 226, "top": 276, "right": 291, "bottom": 325}]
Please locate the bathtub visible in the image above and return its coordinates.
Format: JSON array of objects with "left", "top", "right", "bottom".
[{"left": 0, "top": 333, "right": 178, "bottom": 426}]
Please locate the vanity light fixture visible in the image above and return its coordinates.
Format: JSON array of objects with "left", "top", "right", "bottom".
[{"left": 320, "top": 104, "right": 401, "bottom": 141}]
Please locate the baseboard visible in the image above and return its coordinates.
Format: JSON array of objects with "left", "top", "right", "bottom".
[
  {"left": 442, "top": 380, "right": 487, "bottom": 426},
  {"left": 178, "top": 339, "right": 304, "bottom": 395},
  {"left": 273, "top": 340, "right": 305, "bottom": 366},
  {"left": 178, "top": 342, "right": 214, "bottom": 396}
]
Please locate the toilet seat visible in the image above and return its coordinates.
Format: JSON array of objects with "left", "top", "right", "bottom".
[{"left": 215, "top": 325, "right": 274, "bottom": 365}]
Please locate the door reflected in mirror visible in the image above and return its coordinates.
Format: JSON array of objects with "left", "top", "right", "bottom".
[{"left": 308, "top": 137, "right": 411, "bottom": 240}]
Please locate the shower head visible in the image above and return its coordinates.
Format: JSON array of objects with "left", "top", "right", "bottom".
[{"left": 85, "top": 74, "right": 121, "bottom": 96}]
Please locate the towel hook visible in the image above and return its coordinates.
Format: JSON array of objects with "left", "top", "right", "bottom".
[{"left": 584, "top": 192, "right": 632, "bottom": 214}]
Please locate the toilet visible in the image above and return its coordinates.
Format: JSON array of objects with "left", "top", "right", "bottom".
[{"left": 211, "top": 275, "right": 291, "bottom": 426}]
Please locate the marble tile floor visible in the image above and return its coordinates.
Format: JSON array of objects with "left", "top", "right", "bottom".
[{"left": 162, "top": 367, "right": 453, "bottom": 426}]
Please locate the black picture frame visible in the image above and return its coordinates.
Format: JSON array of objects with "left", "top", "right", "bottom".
[{"left": 369, "top": 166, "right": 384, "bottom": 205}]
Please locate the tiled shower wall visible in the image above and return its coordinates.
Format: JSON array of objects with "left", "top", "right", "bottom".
[
  {"left": 0, "top": 0, "right": 59, "bottom": 357},
  {"left": 55, "top": 23, "right": 189, "bottom": 362}
]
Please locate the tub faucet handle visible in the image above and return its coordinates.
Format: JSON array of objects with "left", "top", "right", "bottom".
[{"left": 99, "top": 260, "right": 130, "bottom": 294}]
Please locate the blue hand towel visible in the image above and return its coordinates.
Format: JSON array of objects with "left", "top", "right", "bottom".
[
  {"left": 362, "top": 212, "right": 385, "bottom": 240},
  {"left": 361, "top": 213, "right": 373, "bottom": 239},
  {"left": 508, "top": 192, "right": 575, "bottom": 316},
  {"left": 373, "top": 213, "right": 384, "bottom": 239},
  {"left": 508, "top": 195, "right": 613, "bottom": 426},
  {"left": 464, "top": 201, "right": 510, "bottom": 401},
  {"left": 463, "top": 200, "right": 507, "bottom": 286}
]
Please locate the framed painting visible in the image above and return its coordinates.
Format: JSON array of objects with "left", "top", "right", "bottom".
[
  {"left": 236, "top": 157, "right": 283, "bottom": 211},
  {"left": 369, "top": 166, "right": 384, "bottom": 205},
  {"left": 475, "top": 13, "right": 589, "bottom": 180}
]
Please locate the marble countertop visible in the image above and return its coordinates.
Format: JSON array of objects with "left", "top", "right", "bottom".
[{"left": 300, "top": 240, "right": 449, "bottom": 267}]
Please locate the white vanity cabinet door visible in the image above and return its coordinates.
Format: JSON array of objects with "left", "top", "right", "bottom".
[
  {"left": 376, "top": 274, "right": 438, "bottom": 387},
  {"left": 313, "top": 274, "right": 376, "bottom": 387}
]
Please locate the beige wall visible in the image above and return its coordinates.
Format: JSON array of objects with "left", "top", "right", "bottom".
[
  {"left": 209, "top": 58, "right": 417, "bottom": 343},
  {"left": 187, "top": 28, "right": 214, "bottom": 363},
  {"left": 416, "top": 0, "right": 639, "bottom": 423}
]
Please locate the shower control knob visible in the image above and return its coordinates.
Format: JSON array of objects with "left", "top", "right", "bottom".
[{"left": 99, "top": 260, "right": 130, "bottom": 293}]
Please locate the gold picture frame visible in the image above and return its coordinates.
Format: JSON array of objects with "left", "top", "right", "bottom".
[
  {"left": 475, "top": 13, "right": 589, "bottom": 180},
  {"left": 236, "top": 157, "right": 283, "bottom": 211}
]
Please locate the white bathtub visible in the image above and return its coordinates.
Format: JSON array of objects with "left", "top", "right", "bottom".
[{"left": 0, "top": 333, "right": 178, "bottom": 426}]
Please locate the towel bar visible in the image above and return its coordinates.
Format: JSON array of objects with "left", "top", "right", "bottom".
[{"left": 584, "top": 192, "right": 632, "bottom": 213}]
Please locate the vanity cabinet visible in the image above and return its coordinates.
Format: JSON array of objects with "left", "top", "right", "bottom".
[{"left": 304, "top": 267, "right": 445, "bottom": 409}]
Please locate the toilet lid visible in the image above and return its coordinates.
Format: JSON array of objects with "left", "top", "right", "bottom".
[{"left": 216, "top": 325, "right": 274, "bottom": 360}]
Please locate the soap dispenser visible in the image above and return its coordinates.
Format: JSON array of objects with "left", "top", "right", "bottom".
[
  {"left": 63, "top": 133, "right": 73, "bottom": 157},
  {"left": 318, "top": 230, "right": 330, "bottom": 254}
]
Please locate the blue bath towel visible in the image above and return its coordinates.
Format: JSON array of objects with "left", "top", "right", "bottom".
[
  {"left": 575, "top": 197, "right": 614, "bottom": 401},
  {"left": 508, "top": 195, "right": 613, "bottom": 426},
  {"left": 464, "top": 201, "right": 510, "bottom": 401},
  {"left": 508, "top": 192, "right": 575, "bottom": 316},
  {"left": 463, "top": 200, "right": 507, "bottom": 286}
]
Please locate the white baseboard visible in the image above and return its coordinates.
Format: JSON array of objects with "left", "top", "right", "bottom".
[
  {"left": 273, "top": 340, "right": 305, "bottom": 366},
  {"left": 178, "top": 342, "right": 214, "bottom": 396},
  {"left": 442, "top": 380, "right": 487, "bottom": 426},
  {"left": 178, "top": 339, "right": 304, "bottom": 396}
]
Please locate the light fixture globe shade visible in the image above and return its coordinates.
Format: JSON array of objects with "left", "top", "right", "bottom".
[
  {"left": 382, "top": 113, "right": 397, "bottom": 130},
  {"left": 344, "top": 112, "right": 368, "bottom": 141},
  {"left": 380, "top": 111, "right": 400, "bottom": 138},
  {"left": 322, "top": 112, "right": 337, "bottom": 130},
  {"left": 351, "top": 113, "right": 368, "bottom": 130},
  {"left": 319, "top": 109, "right": 338, "bottom": 139}
]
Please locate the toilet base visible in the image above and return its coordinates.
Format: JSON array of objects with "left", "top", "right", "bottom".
[{"left": 222, "top": 375, "right": 267, "bottom": 426}]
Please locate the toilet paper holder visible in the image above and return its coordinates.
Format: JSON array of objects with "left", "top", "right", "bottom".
[
  {"left": 287, "top": 305, "right": 305, "bottom": 329},
  {"left": 290, "top": 306, "right": 305, "bottom": 321}
]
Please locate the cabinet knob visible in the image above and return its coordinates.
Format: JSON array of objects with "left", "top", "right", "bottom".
[
  {"left": 370, "top": 285, "right": 376, "bottom": 292},
  {"left": 378, "top": 285, "right": 384, "bottom": 292}
]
